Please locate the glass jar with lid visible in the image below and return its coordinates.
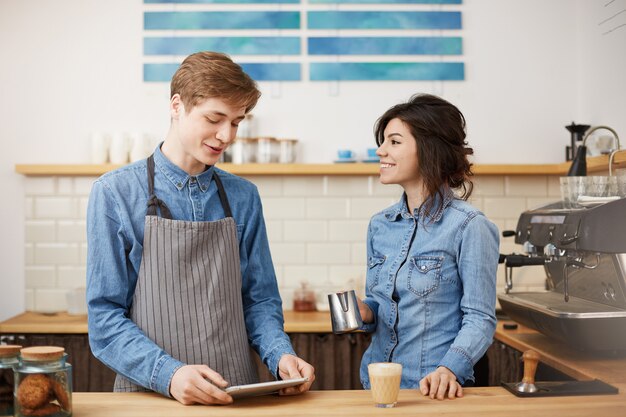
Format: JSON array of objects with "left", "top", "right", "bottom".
[
  {"left": 14, "top": 346, "right": 72, "bottom": 417},
  {"left": 257, "top": 137, "right": 278, "bottom": 163},
  {"left": 293, "top": 282, "right": 317, "bottom": 312},
  {"left": 277, "top": 138, "right": 298, "bottom": 163},
  {"left": 0, "top": 345, "right": 21, "bottom": 417}
]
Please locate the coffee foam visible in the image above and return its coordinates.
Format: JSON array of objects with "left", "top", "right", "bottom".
[{"left": 368, "top": 362, "right": 402, "bottom": 376}]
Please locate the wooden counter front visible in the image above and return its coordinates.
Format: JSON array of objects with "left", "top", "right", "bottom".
[
  {"left": 0, "top": 311, "right": 331, "bottom": 334},
  {"left": 72, "top": 387, "right": 626, "bottom": 417}
]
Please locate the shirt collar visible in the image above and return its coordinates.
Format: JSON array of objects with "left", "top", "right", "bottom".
[
  {"left": 384, "top": 187, "right": 455, "bottom": 223},
  {"left": 153, "top": 143, "right": 215, "bottom": 193}
]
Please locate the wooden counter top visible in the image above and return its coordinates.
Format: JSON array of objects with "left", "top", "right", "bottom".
[
  {"left": 495, "top": 321, "right": 626, "bottom": 384},
  {"left": 14, "top": 153, "right": 626, "bottom": 176},
  {"left": 0, "top": 311, "right": 331, "bottom": 334},
  {"left": 0, "top": 312, "right": 88, "bottom": 334},
  {"left": 71, "top": 387, "right": 626, "bottom": 417}
]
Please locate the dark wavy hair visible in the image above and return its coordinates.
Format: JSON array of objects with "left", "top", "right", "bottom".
[{"left": 374, "top": 94, "right": 474, "bottom": 220}]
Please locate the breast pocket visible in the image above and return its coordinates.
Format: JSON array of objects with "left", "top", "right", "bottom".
[
  {"left": 407, "top": 256, "right": 443, "bottom": 297},
  {"left": 367, "top": 255, "right": 386, "bottom": 291}
]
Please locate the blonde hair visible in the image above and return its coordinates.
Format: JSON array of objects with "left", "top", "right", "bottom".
[{"left": 170, "top": 51, "right": 261, "bottom": 113}]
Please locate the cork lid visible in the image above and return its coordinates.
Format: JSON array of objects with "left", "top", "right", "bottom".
[
  {"left": 20, "top": 346, "right": 65, "bottom": 361},
  {"left": 0, "top": 345, "right": 22, "bottom": 358}
]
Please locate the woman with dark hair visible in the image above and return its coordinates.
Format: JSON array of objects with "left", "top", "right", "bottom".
[{"left": 357, "top": 94, "right": 499, "bottom": 400}]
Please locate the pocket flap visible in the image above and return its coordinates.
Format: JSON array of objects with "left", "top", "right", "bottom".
[
  {"left": 368, "top": 255, "right": 386, "bottom": 268},
  {"left": 411, "top": 256, "right": 443, "bottom": 273}
]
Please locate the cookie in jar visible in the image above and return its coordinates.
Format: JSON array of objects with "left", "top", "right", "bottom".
[
  {"left": 0, "top": 345, "right": 21, "bottom": 417},
  {"left": 14, "top": 346, "right": 72, "bottom": 417}
]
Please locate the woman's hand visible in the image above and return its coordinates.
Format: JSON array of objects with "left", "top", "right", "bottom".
[
  {"left": 418, "top": 367, "right": 463, "bottom": 400},
  {"left": 356, "top": 298, "right": 374, "bottom": 323},
  {"left": 169, "top": 365, "right": 233, "bottom": 405}
]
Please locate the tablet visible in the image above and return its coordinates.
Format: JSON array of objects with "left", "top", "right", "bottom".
[{"left": 224, "top": 377, "right": 309, "bottom": 399}]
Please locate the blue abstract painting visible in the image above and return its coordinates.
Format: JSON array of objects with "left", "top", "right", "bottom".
[
  {"left": 308, "top": 37, "right": 462, "bottom": 55},
  {"left": 145, "top": 63, "right": 301, "bottom": 81},
  {"left": 144, "top": 11, "right": 301, "bottom": 30},
  {"left": 307, "top": 11, "right": 461, "bottom": 30},
  {"left": 309, "top": 62, "right": 464, "bottom": 81},
  {"left": 145, "top": 37, "right": 301, "bottom": 55},
  {"left": 145, "top": 0, "right": 299, "bottom": 3},
  {"left": 309, "top": 0, "right": 459, "bottom": 3},
  {"left": 142, "top": 1, "right": 464, "bottom": 82}
]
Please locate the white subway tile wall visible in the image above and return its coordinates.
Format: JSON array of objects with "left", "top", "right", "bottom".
[{"left": 23, "top": 175, "right": 556, "bottom": 312}]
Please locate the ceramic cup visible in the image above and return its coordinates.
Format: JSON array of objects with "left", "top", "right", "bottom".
[
  {"left": 337, "top": 149, "right": 354, "bottom": 160},
  {"left": 90, "top": 132, "right": 110, "bottom": 164},
  {"left": 109, "top": 132, "right": 129, "bottom": 165}
]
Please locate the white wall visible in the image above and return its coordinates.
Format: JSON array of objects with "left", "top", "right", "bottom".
[
  {"left": 1, "top": 0, "right": 624, "bottom": 320},
  {"left": 577, "top": 0, "right": 626, "bottom": 142}
]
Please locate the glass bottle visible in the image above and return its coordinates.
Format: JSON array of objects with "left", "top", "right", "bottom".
[
  {"left": 293, "top": 282, "right": 317, "bottom": 312},
  {"left": 14, "top": 346, "right": 72, "bottom": 417},
  {"left": 0, "top": 345, "right": 21, "bottom": 417}
]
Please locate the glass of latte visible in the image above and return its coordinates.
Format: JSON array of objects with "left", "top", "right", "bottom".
[{"left": 367, "top": 362, "right": 402, "bottom": 408}]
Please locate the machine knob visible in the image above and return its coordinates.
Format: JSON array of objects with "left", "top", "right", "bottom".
[
  {"left": 523, "top": 241, "right": 537, "bottom": 256},
  {"left": 544, "top": 243, "right": 557, "bottom": 258}
]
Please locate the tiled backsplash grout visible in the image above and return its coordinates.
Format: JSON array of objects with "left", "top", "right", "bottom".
[{"left": 23, "top": 175, "right": 560, "bottom": 312}]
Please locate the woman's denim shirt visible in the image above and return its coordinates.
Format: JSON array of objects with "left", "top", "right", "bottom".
[{"left": 360, "top": 189, "right": 499, "bottom": 388}]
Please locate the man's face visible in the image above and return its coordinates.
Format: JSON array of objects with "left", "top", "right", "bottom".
[{"left": 170, "top": 95, "right": 246, "bottom": 168}]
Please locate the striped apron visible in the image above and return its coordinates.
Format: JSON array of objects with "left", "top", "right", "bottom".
[{"left": 114, "top": 155, "right": 258, "bottom": 392}]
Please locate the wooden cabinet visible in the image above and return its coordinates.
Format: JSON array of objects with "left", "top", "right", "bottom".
[
  {"left": 0, "top": 333, "right": 115, "bottom": 392},
  {"left": 1, "top": 331, "right": 496, "bottom": 392}
]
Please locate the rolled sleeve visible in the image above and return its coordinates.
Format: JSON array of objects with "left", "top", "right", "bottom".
[
  {"left": 152, "top": 356, "right": 185, "bottom": 397},
  {"left": 360, "top": 298, "right": 379, "bottom": 333}
]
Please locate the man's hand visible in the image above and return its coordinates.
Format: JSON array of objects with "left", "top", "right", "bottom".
[
  {"left": 419, "top": 366, "right": 463, "bottom": 400},
  {"left": 169, "top": 365, "right": 233, "bottom": 405},
  {"left": 356, "top": 298, "right": 374, "bottom": 323},
  {"left": 277, "top": 354, "right": 315, "bottom": 395}
]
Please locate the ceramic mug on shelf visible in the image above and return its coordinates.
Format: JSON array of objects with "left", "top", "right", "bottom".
[
  {"left": 109, "top": 132, "right": 129, "bottom": 165},
  {"left": 90, "top": 132, "right": 110, "bottom": 164}
]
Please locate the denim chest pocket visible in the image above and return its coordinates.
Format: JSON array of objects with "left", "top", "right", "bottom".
[
  {"left": 367, "top": 255, "right": 386, "bottom": 290},
  {"left": 236, "top": 224, "right": 244, "bottom": 242},
  {"left": 407, "top": 255, "right": 444, "bottom": 297}
]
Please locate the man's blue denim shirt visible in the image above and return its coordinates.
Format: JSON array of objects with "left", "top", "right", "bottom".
[
  {"left": 86, "top": 145, "right": 295, "bottom": 397},
  {"left": 360, "top": 189, "right": 499, "bottom": 388}
]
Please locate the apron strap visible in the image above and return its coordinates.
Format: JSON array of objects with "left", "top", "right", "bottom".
[
  {"left": 146, "top": 155, "right": 173, "bottom": 219},
  {"left": 213, "top": 172, "right": 233, "bottom": 218}
]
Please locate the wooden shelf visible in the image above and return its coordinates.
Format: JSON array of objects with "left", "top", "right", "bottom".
[{"left": 14, "top": 154, "right": 626, "bottom": 177}]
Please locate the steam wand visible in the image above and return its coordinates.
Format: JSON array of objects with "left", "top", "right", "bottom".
[{"left": 562, "top": 254, "right": 601, "bottom": 302}]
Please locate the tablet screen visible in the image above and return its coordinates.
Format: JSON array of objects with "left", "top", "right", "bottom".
[{"left": 224, "top": 377, "right": 309, "bottom": 399}]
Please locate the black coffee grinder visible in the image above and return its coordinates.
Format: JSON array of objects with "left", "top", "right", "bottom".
[{"left": 565, "top": 122, "right": 590, "bottom": 162}]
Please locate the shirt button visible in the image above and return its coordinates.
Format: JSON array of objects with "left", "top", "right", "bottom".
[
  {"left": 420, "top": 265, "right": 426, "bottom": 271},
  {"left": 190, "top": 177, "right": 197, "bottom": 183}
]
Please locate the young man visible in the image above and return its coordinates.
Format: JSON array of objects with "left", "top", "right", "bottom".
[{"left": 86, "top": 52, "right": 315, "bottom": 405}]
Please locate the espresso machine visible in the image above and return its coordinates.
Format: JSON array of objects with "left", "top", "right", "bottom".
[{"left": 498, "top": 198, "right": 626, "bottom": 352}]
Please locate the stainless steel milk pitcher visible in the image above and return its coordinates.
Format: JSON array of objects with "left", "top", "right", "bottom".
[{"left": 328, "top": 290, "right": 363, "bottom": 334}]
